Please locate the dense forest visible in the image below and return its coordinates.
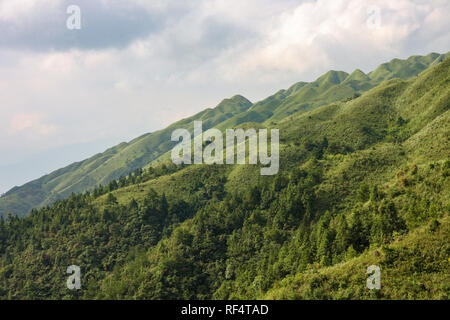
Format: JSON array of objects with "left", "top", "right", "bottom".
[{"left": 0, "top": 54, "right": 449, "bottom": 299}]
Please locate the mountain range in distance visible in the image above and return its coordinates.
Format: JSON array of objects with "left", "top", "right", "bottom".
[
  {"left": 0, "top": 50, "right": 449, "bottom": 299},
  {"left": 0, "top": 51, "right": 449, "bottom": 218}
]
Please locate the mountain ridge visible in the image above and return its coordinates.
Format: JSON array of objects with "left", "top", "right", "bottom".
[
  {"left": 1, "top": 54, "right": 448, "bottom": 299},
  {"left": 1, "top": 51, "right": 449, "bottom": 218}
]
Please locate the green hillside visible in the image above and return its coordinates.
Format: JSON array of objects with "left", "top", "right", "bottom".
[
  {"left": 0, "top": 54, "right": 448, "bottom": 299},
  {"left": 368, "top": 52, "right": 450, "bottom": 82},
  {"left": 264, "top": 215, "right": 450, "bottom": 299},
  {"left": 0, "top": 95, "right": 252, "bottom": 218},
  {"left": 217, "top": 52, "right": 450, "bottom": 127},
  {"left": 1, "top": 52, "right": 448, "bottom": 218}
]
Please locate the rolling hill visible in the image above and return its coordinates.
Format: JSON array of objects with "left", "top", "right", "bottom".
[
  {"left": 0, "top": 52, "right": 448, "bottom": 299},
  {"left": 1, "top": 52, "right": 448, "bottom": 218}
]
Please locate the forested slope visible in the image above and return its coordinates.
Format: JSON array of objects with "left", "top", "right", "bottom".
[{"left": 0, "top": 55, "right": 448, "bottom": 299}]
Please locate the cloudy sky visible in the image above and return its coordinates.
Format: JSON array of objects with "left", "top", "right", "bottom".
[{"left": 0, "top": 0, "right": 449, "bottom": 193}]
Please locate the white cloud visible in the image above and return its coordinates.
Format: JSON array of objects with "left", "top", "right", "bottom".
[
  {"left": 9, "top": 112, "right": 57, "bottom": 136},
  {"left": 0, "top": 0, "right": 39, "bottom": 21},
  {"left": 190, "top": 0, "right": 450, "bottom": 83}
]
